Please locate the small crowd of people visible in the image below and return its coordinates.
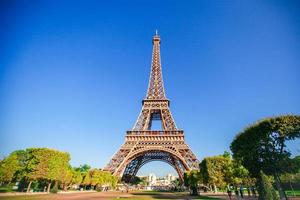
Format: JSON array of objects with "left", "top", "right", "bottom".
[{"left": 227, "top": 185, "right": 257, "bottom": 200}]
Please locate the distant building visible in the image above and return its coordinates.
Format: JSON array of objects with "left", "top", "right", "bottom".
[
  {"left": 166, "top": 173, "right": 176, "bottom": 182},
  {"left": 146, "top": 173, "right": 177, "bottom": 187},
  {"left": 148, "top": 173, "right": 157, "bottom": 185}
]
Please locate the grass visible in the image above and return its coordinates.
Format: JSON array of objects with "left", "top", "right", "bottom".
[
  {"left": 0, "top": 187, "right": 13, "bottom": 193},
  {"left": 286, "top": 190, "right": 300, "bottom": 197},
  {"left": 0, "top": 194, "right": 53, "bottom": 200}
]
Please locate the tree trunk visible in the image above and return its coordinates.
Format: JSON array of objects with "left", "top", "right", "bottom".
[
  {"left": 274, "top": 173, "right": 287, "bottom": 200},
  {"left": 54, "top": 181, "right": 58, "bottom": 190},
  {"left": 213, "top": 183, "right": 217, "bottom": 193},
  {"left": 47, "top": 181, "right": 52, "bottom": 193},
  {"left": 26, "top": 181, "right": 32, "bottom": 193},
  {"left": 190, "top": 186, "right": 198, "bottom": 196},
  {"left": 289, "top": 180, "right": 295, "bottom": 196}
]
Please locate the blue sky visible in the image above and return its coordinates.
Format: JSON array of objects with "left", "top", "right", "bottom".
[{"left": 1, "top": 0, "right": 300, "bottom": 177}]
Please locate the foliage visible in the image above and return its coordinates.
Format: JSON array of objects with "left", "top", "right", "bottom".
[
  {"left": 171, "top": 178, "right": 182, "bottom": 191},
  {"left": 48, "top": 150, "right": 70, "bottom": 183},
  {"left": 199, "top": 152, "right": 253, "bottom": 192},
  {"left": 258, "top": 171, "right": 279, "bottom": 200},
  {"left": 0, "top": 153, "right": 20, "bottom": 183},
  {"left": 82, "top": 170, "right": 91, "bottom": 187},
  {"left": 184, "top": 170, "right": 200, "bottom": 195},
  {"left": 230, "top": 115, "right": 300, "bottom": 199},
  {"left": 280, "top": 156, "right": 300, "bottom": 186},
  {"left": 71, "top": 168, "right": 83, "bottom": 185},
  {"left": 281, "top": 172, "right": 300, "bottom": 185},
  {"left": 133, "top": 176, "right": 142, "bottom": 185},
  {"left": 74, "top": 164, "right": 91, "bottom": 173},
  {"left": 0, "top": 147, "right": 117, "bottom": 193},
  {"left": 231, "top": 115, "right": 300, "bottom": 176},
  {"left": 0, "top": 186, "right": 13, "bottom": 193},
  {"left": 82, "top": 168, "right": 117, "bottom": 190},
  {"left": 200, "top": 155, "right": 230, "bottom": 190},
  {"left": 23, "top": 148, "right": 71, "bottom": 192}
]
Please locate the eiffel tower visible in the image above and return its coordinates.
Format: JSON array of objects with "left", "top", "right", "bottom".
[{"left": 104, "top": 32, "right": 199, "bottom": 182}]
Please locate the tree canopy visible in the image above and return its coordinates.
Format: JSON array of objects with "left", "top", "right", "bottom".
[
  {"left": 230, "top": 115, "right": 300, "bottom": 177},
  {"left": 199, "top": 152, "right": 253, "bottom": 192},
  {"left": 230, "top": 115, "right": 300, "bottom": 199},
  {"left": 0, "top": 148, "right": 117, "bottom": 193}
]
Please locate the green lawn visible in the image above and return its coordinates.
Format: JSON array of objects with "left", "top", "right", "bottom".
[
  {"left": 286, "top": 190, "right": 300, "bottom": 197},
  {"left": 0, "top": 194, "right": 55, "bottom": 200}
]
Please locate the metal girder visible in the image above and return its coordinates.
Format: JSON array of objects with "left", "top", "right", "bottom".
[{"left": 104, "top": 33, "right": 199, "bottom": 183}]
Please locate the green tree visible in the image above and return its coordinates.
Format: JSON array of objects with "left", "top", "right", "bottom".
[
  {"left": 199, "top": 155, "right": 231, "bottom": 191},
  {"left": 47, "top": 150, "right": 70, "bottom": 192},
  {"left": 200, "top": 153, "right": 253, "bottom": 192},
  {"left": 171, "top": 178, "right": 181, "bottom": 191},
  {"left": 228, "top": 159, "right": 252, "bottom": 186},
  {"left": 90, "top": 169, "right": 102, "bottom": 189},
  {"left": 0, "top": 153, "right": 19, "bottom": 184},
  {"left": 71, "top": 169, "right": 83, "bottom": 188},
  {"left": 280, "top": 156, "right": 300, "bottom": 196},
  {"left": 103, "top": 171, "right": 118, "bottom": 189},
  {"left": 25, "top": 148, "right": 48, "bottom": 192},
  {"left": 184, "top": 170, "right": 200, "bottom": 196},
  {"left": 60, "top": 167, "right": 73, "bottom": 191},
  {"left": 82, "top": 170, "right": 91, "bottom": 189},
  {"left": 25, "top": 148, "right": 70, "bottom": 193},
  {"left": 75, "top": 164, "right": 91, "bottom": 173},
  {"left": 230, "top": 115, "right": 300, "bottom": 200}
]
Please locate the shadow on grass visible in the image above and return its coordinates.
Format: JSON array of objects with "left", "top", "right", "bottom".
[{"left": 128, "top": 191, "right": 221, "bottom": 200}]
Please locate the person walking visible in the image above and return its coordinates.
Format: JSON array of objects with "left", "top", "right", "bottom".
[
  {"left": 247, "top": 187, "right": 251, "bottom": 197},
  {"left": 235, "top": 187, "right": 240, "bottom": 200},
  {"left": 227, "top": 186, "right": 233, "bottom": 200},
  {"left": 239, "top": 184, "right": 244, "bottom": 198}
]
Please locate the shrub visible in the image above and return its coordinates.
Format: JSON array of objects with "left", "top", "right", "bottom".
[{"left": 0, "top": 186, "right": 13, "bottom": 193}]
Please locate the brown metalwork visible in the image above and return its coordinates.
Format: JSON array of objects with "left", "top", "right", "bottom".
[{"left": 104, "top": 32, "right": 199, "bottom": 182}]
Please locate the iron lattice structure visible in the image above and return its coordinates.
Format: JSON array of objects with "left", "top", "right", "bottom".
[{"left": 104, "top": 33, "right": 199, "bottom": 182}]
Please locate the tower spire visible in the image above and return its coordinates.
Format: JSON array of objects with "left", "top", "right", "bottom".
[{"left": 146, "top": 32, "right": 166, "bottom": 100}]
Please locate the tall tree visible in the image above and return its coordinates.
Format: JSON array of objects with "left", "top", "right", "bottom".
[
  {"left": 199, "top": 155, "right": 231, "bottom": 192},
  {"left": 25, "top": 148, "right": 49, "bottom": 192},
  {"left": 60, "top": 167, "right": 73, "bottom": 191},
  {"left": 200, "top": 152, "right": 254, "bottom": 193},
  {"left": 230, "top": 115, "right": 300, "bottom": 200},
  {"left": 82, "top": 170, "right": 91, "bottom": 189},
  {"left": 71, "top": 169, "right": 83, "bottom": 188},
  {"left": 184, "top": 170, "right": 200, "bottom": 195},
  {"left": 47, "top": 150, "right": 70, "bottom": 192},
  {"left": 0, "top": 152, "right": 19, "bottom": 184},
  {"left": 25, "top": 148, "right": 70, "bottom": 193}
]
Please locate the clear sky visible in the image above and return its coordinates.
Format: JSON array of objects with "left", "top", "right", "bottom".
[{"left": 1, "top": 0, "right": 300, "bottom": 177}]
